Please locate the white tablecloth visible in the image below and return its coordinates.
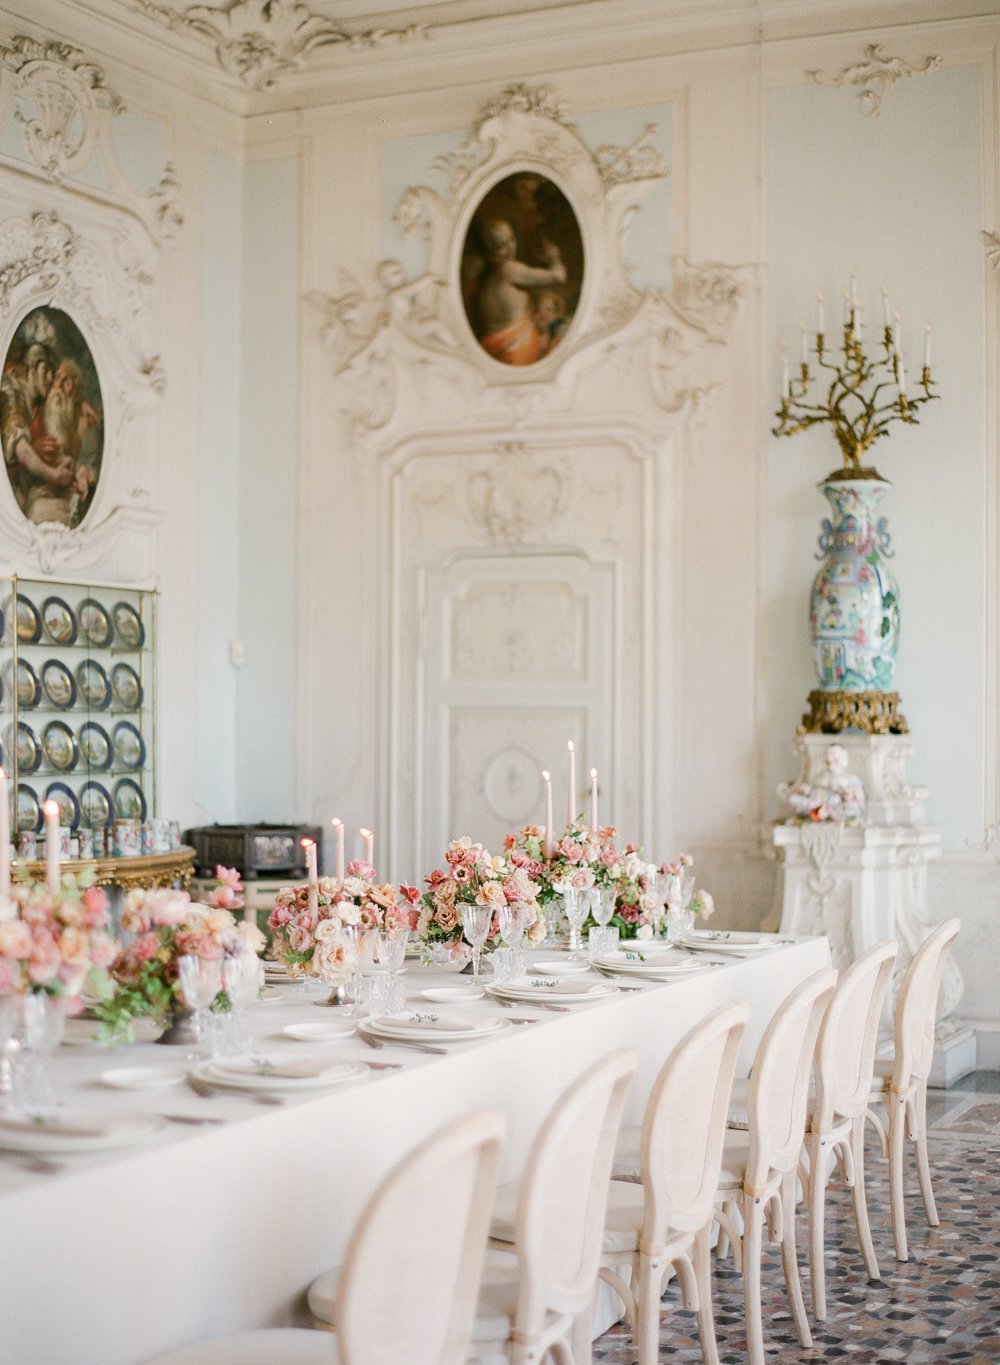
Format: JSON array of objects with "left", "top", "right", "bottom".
[{"left": 0, "top": 936, "right": 830, "bottom": 1365}]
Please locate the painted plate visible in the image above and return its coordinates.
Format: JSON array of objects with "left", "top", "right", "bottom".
[
  {"left": 42, "top": 720, "right": 78, "bottom": 772},
  {"left": 79, "top": 721, "right": 112, "bottom": 771},
  {"left": 76, "top": 659, "right": 111, "bottom": 709},
  {"left": 41, "top": 596, "right": 77, "bottom": 645},
  {"left": 78, "top": 597, "right": 113, "bottom": 648},
  {"left": 16, "top": 783, "right": 40, "bottom": 833},
  {"left": 13, "top": 595, "right": 41, "bottom": 643},
  {"left": 45, "top": 781, "right": 80, "bottom": 830},
  {"left": 113, "top": 777, "right": 146, "bottom": 822},
  {"left": 110, "top": 662, "right": 143, "bottom": 709},
  {"left": 40, "top": 659, "right": 76, "bottom": 709},
  {"left": 112, "top": 601, "right": 144, "bottom": 649},
  {"left": 7, "top": 721, "right": 40, "bottom": 774},
  {"left": 112, "top": 720, "right": 145, "bottom": 770},
  {"left": 4, "top": 659, "right": 41, "bottom": 709},
  {"left": 79, "top": 780, "right": 113, "bottom": 828}
]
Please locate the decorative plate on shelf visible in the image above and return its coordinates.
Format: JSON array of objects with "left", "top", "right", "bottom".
[
  {"left": 0, "top": 604, "right": 4, "bottom": 643},
  {"left": 3, "top": 659, "right": 41, "bottom": 709},
  {"left": 114, "top": 777, "right": 146, "bottom": 822},
  {"left": 110, "top": 662, "right": 142, "bottom": 709},
  {"left": 42, "top": 720, "right": 79, "bottom": 772},
  {"left": 78, "top": 597, "right": 113, "bottom": 648},
  {"left": 112, "top": 601, "right": 144, "bottom": 649},
  {"left": 112, "top": 720, "right": 145, "bottom": 770},
  {"left": 16, "top": 783, "right": 40, "bottom": 832},
  {"left": 41, "top": 596, "right": 77, "bottom": 645},
  {"left": 12, "top": 594, "right": 41, "bottom": 643},
  {"left": 40, "top": 659, "right": 76, "bottom": 710},
  {"left": 79, "top": 721, "right": 112, "bottom": 770},
  {"left": 45, "top": 781, "right": 80, "bottom": 830},
  {"left": 6, "top": 721, "right": 40, "bottom": 774},
  {"left": 80, "top": 780, "right": 113, "bottom": 828},
  {"left": 76, "top": 659, "right": 111, "bottom": 709}
]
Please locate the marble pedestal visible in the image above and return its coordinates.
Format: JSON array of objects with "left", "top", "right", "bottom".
[{"left": 771, "top": 733, "right": 974, "bottom": 1086}]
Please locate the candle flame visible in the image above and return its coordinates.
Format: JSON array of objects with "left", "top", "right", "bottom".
[
  {"left": 43, "top": 799, "right": 59, "bottom": 817},
  {"left": 541, "top": 769, "right": 551, "bottom": 781},
  {"left": 590, "top": 768, "right": 597, "bottom": 778},
  {"left": 331, "top": 817, "right": 343, "bottom": 828},
  {"left": 359, "top": 827, "right": 372, "bottom": 838},
  {"left": 567, "top": 740, "right": 574, "bottom": 753},
  {"left": 300, "top": 837, "right": 314, "bottom": 849}
]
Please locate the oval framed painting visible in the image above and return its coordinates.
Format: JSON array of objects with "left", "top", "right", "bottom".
[
  {"left": 460, "top": 172, "right": 584, "bottom": 367},
  {"left": 0, "top": 306, "right": 104, "bottom": 529}
]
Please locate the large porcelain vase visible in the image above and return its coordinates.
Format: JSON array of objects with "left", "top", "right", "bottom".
[{"left": 809, "top": 476, "right": 899, "bottom": 692}]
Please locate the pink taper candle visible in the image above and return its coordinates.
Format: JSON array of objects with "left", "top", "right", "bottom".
[
  {"left": 360, "top": 827, "right": 374, "bottom": 867},
  {"left": 0, "top": 766, "right": 10, "bottom": 897},
  {"left": 590, "top": 768, "right": 598, "bottom": 832},
  {"left": 542, "top": 770, "right": 553, "bottom": 860},
  {"left": 566, "top": 740, "right": 576, "bottom": 826},
  {"left": 331, "top": 817, "right": 345, "bottom": 883},
  {"left": 43, "top": 798, "right": 60, "bottom": 896},
  {"left": 302, "top": 838, "right": 318, "bottom": 914}
]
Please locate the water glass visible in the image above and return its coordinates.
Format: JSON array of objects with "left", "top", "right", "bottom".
[
  {"left": 665, "top": 905, "right": 696, "bottom": 944},
  {"left": 489, "top": 946, "right": 517, "bottom": 987},
  {"left": 461, "top": 903, "right": 493, "bottom": 981},
  {"left": 20, "top": 993, "right": 66, "bottom": 1108},
  {"left": 0, "top": 994, "right": 21, "bottom": 1107},
  {"left": 220, "top": 953, "right": 263, "bottom": 1054},
  {"left": 497, "top": 905, "right": 528, "bottom": 977},
  {"left": 588, "top": 925, "right": 620, "bottom": 960},
  {"left": 375, "top": 929, "right": 409, "bottom": 973},
  {"left": 178, "top": 955, "right": 223, "bottom": 1055},
  {"left": 592, "top": 887, "right": 617, "bottom": 928},
  {"left": 367, "top": 969, "right": 405, "bottom": 1018},
  {"left": 561, "top": 888, "right": 590, "bottom": 958}
]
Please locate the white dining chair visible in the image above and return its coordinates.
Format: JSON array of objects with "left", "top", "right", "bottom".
[
  {"left": 594, "top": 1002, "right": 749, "bottom": 1365},
  {"left": 866, "top": 917, "right": 960, "bottom": 1262},
  {"left": 464, "top": 1047, "right": 638, "bottom": 1365},
  {"left": 712, "top": 967, "right": 838, "bottom": 1365},
  {"left": 145, "top": 1107, "right": 506, "bottom": 1365}
]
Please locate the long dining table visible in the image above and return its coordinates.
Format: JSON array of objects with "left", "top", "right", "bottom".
[{"left": 0, "top": 934, "right": 831, "bottom": 1365}]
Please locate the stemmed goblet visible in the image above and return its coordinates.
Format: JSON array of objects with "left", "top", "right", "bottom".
[
  {"left": 177, "top": 954, "right": 223, "bottom": 1056},
  {"left": 560, "top": 887, "right": 590, "bottom": 959},
  {"left": 588, "top": 887, "right": 619, "bottom": 958},
  {"left": 496, "top": 904, "right": 528, "bottom": 981},
  {"left": 461, "top": 903, "right": 492, "bottom": 982},
  {"left": 221, "top": 953, "right": 263, "bottom": 1054}
]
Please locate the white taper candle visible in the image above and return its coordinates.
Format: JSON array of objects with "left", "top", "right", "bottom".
[{"left": 44, "top": 798, "right": 60, "bottom": 896}]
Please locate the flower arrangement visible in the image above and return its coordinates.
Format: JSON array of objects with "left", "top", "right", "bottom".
[
  {"left": 267, "top": 861, "right": 416, "bottom": 982},
  {"left": 0, "top": 868, "right": 116, "bottom": 1002},
  {"left": 416, "top": 837, "right": 544, "bottom": 960},
  {"left": 95, "top": 867, "right": 264, "bottom": 1040}
]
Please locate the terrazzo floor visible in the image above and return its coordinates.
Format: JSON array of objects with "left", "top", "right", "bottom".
[{"left": 593, "top": 1072, "right": 1000, "bottom": 1362}]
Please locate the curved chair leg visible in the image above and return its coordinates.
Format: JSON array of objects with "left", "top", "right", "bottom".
[
  {"left": 693, "top": 1224, "right": 721, "bottom": 1365},
  {"left": 912, "top": 1079, "right": 940, "bottom": 1228},
  {"left": 635, "top": 1251, "right": 665, "bottom": 1365},
  {"left": 742, "top": 1195, "right": 766, "bottom": 1365},
  {"left": 806, "top": 1134, "right": 829, "bottom": 1321},
  {"left": 888, "top": 1092, "right": 909, "bottom": 1261},
  {"left": 780, "top": 1170, "right": 813, "bottom": 1350},
  {"left": 849, "top": 1114, "right": 880, "bottom": 1281},
  {"left": 569, "top": 1294, "right": 594, "bottom": 1365}
]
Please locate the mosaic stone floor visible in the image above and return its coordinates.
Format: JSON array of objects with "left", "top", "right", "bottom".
[{"left": 593, "top": 1073, "right": 1000, "bottom": 1362}]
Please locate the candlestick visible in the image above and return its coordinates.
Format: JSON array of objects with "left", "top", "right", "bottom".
[
  {"left": 892, "top": 307, "right": 901, "bottom": 351},
  {"left": 43, "top": 798, "right": 60, "bottom": 896},
  {"left": 923, "top": 322, "right": 932, "bottom": 369},
  {"left": 0, "top": 766, "right": 9, "bottom": 898},
  {"left": 815, "top": 290, "right": 825, "bottom": 336},
  {"left": 566, "top": 741, "right": 576, "bottom": 826},
  {"left": 590, "top": 768, "right": 598, "bottom": 832},
  {"left": 895, "top": 347, "right": 907, "bottom": 397},
  {"left": 799, "top": 321, "right": 807, "bottom": 365},
  {"left": 542, "top": 770, "right": 554, "bottom": 860},
  {"left": 302, "top": 837, "right": 318, "bottom": 914},
  {"left": 360, "top": 827, "right": 374, "bottom": 866},
  {"left": 850, "top": 268, "right": 859, "bottom": 310},
  {"left": 842, "top": 290, "right": 850, "bottom": 325},
  {"left": 780, "top": 340, "right": 790, "bottom": 399},
  {"left": 880, "top": 284, "right": 891, "bottom": 327},
  {"left": 331, "top": 817, "right": 345, "bottom": 883}
]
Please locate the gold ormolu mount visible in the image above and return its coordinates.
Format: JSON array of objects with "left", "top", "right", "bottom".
[{"left": 799, "top": 690, "right": 909, "bottom": 736}]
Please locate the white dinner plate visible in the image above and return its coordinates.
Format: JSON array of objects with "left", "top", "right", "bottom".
[
  {"left": 362, "top": 1012, "right": 507, "bottom": 1043},
  {"left": 282, "top": 1020, "right": 356, "bottom": 1042},
  {"left": 191, "top": 1057, "right": 367, "bottom": 1094},
  {"left": 591, "top": 950, "right": 702, "bottom": 974},
  {"left": 489, "top": 978, "right": 618, "bottom": 1005},
  {"left": 0, "top": 1108, "right": 165, "bottom": 1154},
  {"left": 419, "top": 986, "right": 486, "bottom": 1003},
  {"left": 100, "top": 1066, "right": 187, "bottom": 1090},
  {"left": 530, "top": 961, "right": 593, "bottom": 977},
  {"left": 680, "top": 931, "right": 772, "bottom": 955}
]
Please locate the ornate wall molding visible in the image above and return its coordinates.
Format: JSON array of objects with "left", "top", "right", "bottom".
[
  {"left": 983, "top": 230, "right": 1000, "bottom": 270},
  {"left": 134, "top": 0, "right": 430, "bottom": 91},
  {"left": 806, "top": 43, "right": 942, "bottom": 117}
]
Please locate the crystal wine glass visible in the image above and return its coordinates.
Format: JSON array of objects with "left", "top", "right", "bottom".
[
  {"left": 497, "top": 904, "right": 528, "bottom": 978},
  {"left": 461, "top": 903, "right": 493, "bottom": 981},
  {"left": 20, "top": 992, "right": 66, "bottom": 1108},
  {"left": 221, "top": 953, "right": 263, "bottom": 1054},
  {"left": 375, "top": 928, "right": 409, "bottom": 974},
  {"left": 177, "top": 955, "right": 223, "bottom": 1056},
  {"left": 561, "top": 887, "right": 590, "bottom": 959}
]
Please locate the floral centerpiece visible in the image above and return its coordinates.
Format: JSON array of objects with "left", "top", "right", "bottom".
[
  {"left": 658, "top": 853, "right": 715, "bottom": 933},
  {"left": 95, "top": 867, "right": 264, "bottom": 1040},
  {"left": 268, "top": 861, "right": 415, "bottom": 983},
  {"left": 416, "top": 837, "right": 544, "bottom": 961},
  {"left": 0, "top": 868, "right": 116, "bottom": 1003}
]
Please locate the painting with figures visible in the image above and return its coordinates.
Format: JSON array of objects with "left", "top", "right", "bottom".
[
  {"left": 0, "top": 306, "right": 104, "bottom": 529},
  {"left": 461, "top": 172, "right": 584, "bottom": 366}
]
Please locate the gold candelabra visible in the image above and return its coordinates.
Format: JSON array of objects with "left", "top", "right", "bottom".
[{"left": 772, "top": 281, "right": 938, "bottom": 479}]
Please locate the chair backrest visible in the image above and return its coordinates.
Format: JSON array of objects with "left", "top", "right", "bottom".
[
  {"left": 894, "top": 918, "right": 961, "bottom": 1088},
  {"left": 745, "top": 968, "right": 838, "bottom": 1190},
  {"left": 514, "top": 1048, "right": 638, "bottom": 1335},
  {"left": 640, "top": 1001, "right": 750, "bottom": 1241},
  {"left": 335, "top": 1108, "right": 505, "bottom": 1365},
  {"left": 813, "top": 940, "right": 898, "bottom": 1129}
]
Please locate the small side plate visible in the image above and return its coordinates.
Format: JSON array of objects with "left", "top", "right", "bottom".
[
  {"left": 100, "top": 1067, "right": 187, "bottom": 1091},
  {"left": 282, "top": 1020, "right": 357, "bottom": 1042}
]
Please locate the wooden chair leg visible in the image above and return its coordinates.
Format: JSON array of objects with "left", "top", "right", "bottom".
[
  {"left": 693, "top": 1224, "right": 721, "bottom": 1365},
  {"left": 806, "top": 1133, "right": 829, "bottom": 1322},
  {"left": 888, "top": 1092, "right": 909, "bottom": 1261},
  {"left": 742, "top": 1195, "right": 766, "bottom": 1365},
  {"left": 913, "top": 1078, "right": 940, "bottom": 1228},
  {"left": 635, "top": 1251, "right": 665, "bottom": 1365},
  {"left": 849, "top": 1114, "right": 881, "bottom": 1281},
  {"left": 780, "top": 1170, "right": 813, "bottom": 1350},
  {"left": 569, "top": 1293, "right": 594, "bottom": 1364}
]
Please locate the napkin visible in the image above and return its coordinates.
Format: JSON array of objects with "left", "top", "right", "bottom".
[
  {"left": 377, "top": 1013, "right": 481, "bottom": 1033},
  {"left": 0, "top": 1110, "right": 116, "bottom": 1139},
  {"left": 212, "top": 1056, "right": 346, "bottom": 1080}
]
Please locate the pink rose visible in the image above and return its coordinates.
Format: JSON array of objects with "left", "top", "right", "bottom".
[
  {"left": 569, "top": 867, "right": 595, "bottom": 890},
  {"left": 268, "top": 904, "right": 291, "bottom": 929},
  {"left": 600, "top": 847, "right": 619, "bottom": 868},
  {"left": 147, "top": 890, "right": 192, "bottom": 928},
  {"left": 435, "top": 905, "right": 458, "bottom": 932},
  {"left": 214, "top": 865, "right": 243, "bottom": 891},
  {"left": 287, "top": 925, "right": 313, "bottom": 954},
  {"left": 558, "top": 837, "right": 583, "bottom": 864},
  {"left": 346, "top": 859, "right": 375, "bottom": 881}
]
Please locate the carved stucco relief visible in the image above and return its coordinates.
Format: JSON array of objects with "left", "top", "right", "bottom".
[
  {"left": 451, "top": 579, "right": 586, "bottom": 681},
  {"left": 806, "top": 43, "right": 942, "bottom": 117}
]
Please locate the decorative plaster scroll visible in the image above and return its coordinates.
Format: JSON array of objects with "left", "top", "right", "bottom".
[
  {"left": 983, "top": 230, "right": 1000, "bottom": 270},
  {"left": 467, "top": 442, "right": 566, "bottom": 547},
  {"left": 806, "top": 44, "right": 942, "bottom": 118},
  {"left": 452, "top": 580, "right": 584, "bottom": 680},
  {"left": 135, "top": 0, "right": 429, "bottom": 90}
]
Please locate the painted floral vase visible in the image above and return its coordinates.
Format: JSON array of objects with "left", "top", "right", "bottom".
[{"left": 809, "top": 477, "right": 899, "bottom": 692}]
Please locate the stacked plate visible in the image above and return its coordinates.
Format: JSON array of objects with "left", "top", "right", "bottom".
[
  {"left": 590, "top": 948, "right": 705, "bottom": 980},
  {"left": 360, "top": 1012, "right": 508, "bottom": 1045},
  {"left": 189, "top": 1055, "right": 367, "bottom": 1096},
  {"left": 678, "top": 931, "right": 773, "bottom": 955},
  {"left": 488, "top": 978, "right": 618, "bottom": 1006},
  {"left": 0, "top": 1108, "right": 164, "bottom": 1154}
]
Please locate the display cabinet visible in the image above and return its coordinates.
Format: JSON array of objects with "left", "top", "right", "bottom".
[{"left": 0, "top": 574, "right": 156, "bottom": 842}]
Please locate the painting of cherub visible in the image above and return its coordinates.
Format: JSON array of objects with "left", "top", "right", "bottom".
[{"left": 461, "top": 172, "right": 584, "bottom": 366}]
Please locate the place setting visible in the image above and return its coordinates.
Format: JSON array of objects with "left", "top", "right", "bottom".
[
  {"left": 356, "top": 1009, "right": 511, "bottom": 1055},
  {"left": 185, "top": 1052, "right": 369, "bottom": 1100}
]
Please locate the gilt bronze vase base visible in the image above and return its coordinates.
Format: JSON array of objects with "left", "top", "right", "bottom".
[{"left": 799, "top": 689, "right": 909, "bottom": 736}]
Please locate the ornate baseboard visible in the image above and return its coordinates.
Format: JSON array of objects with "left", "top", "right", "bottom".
[{"left": 799, "top": 689, "right": 909, "bottom": 736}]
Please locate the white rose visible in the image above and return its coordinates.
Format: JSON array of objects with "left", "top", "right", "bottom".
[
  {"left": 342, "top": 877, "right": 366, "bottom": 899},
  {"left": 336, "top": 900, "right": 361, "bottom": 926}
]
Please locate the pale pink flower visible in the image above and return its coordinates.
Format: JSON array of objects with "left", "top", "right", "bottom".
[
  {"left": 336, "top": 900, "right": 361, "bottom": 927},
  {"left": 568, "top": 867, "right": 596, "bottom": 890},
  {"left": 214, "top": 865, "right": 243, "bottom": 891}
]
